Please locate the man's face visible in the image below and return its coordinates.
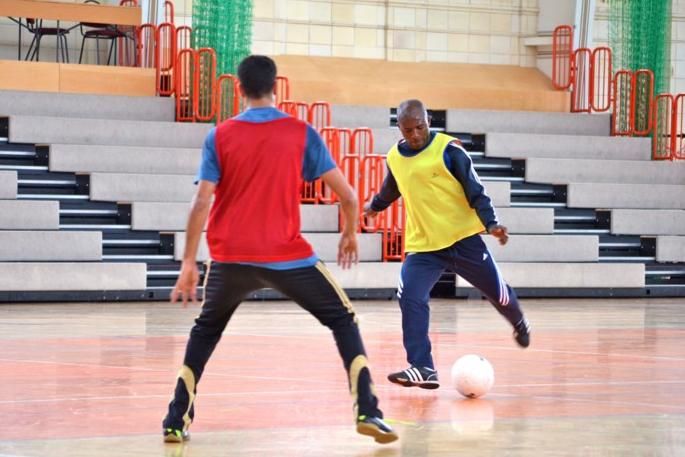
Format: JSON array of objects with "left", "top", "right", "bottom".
[{"left": 398, "top": 114, "right": 431, "bottom": 151}]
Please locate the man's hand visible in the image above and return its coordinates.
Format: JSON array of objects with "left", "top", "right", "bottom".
[
  {"left": 363, "top": 201, "right": 379, "bottom": 218},
  {"left": 488, "top": 224, "right": 509, "bottom": 245},
  {"left": 171, "top": 260, "right": 200, "bottom": 306},
  {"left": 337, "top": 232, "right": 359, "bottom": 269}
]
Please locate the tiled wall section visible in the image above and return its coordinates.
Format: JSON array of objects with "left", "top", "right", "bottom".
[
  {"left": 251, "top": 0, "right": 539, "bottom": 66},
  {"left": 594, "top": 0, "right": 685, "bottom": 94}
]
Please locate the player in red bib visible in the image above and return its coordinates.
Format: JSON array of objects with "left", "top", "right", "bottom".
[{"left": 162, "top": 55, "right": 397, "bottom": 445}]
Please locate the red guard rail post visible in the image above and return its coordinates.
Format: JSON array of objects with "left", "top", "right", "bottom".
[
  {"left": 340, "top": 152, "right": 361, "bottom": 232},
  {"left": 612, "top": 70, "right": 634, "bottom": 136},
  {"left": 156, "top": 22, "right": 176, "bottom": 96},
  {"left": 590, "top": 46, "right": 612, "bottom": 112},
  {"left": 194, "top": 48, "right": 217, "bottom": 122},
  {"left": 318, "top": 127, "right": 340, "bottom": 204},
  {"left": 275, "top": 76, "right": 290, "bottom": 105},
  {"left": 175, "top": 48, "right": 196, "bottom": 121},
  {"left": 337, "top": 128, "right": 353, "bottom": 156},
  {"left": 136, "top": 23, "right": 156, "bottom": 69},
  {"left": 308, "top": 102, "right": 331, "bottom": 131},
  {"left": 552, "top": 25, "right": 573, "bottom": 90},
  {"left": 633, "top": 69, "right": 655, "bottom": 136},
  {"left": 359, "top": 154, "right": 385, "bottom": 232},
  {"left": 571, "top": 48, "right": 592, "bottom": 113},
  {"left": 382, "top": 199, "right": 405, "bottom": 261},
  {"left": 673, "top": 94, "right": 685, "bottom": 160},
  {"left": 352, "top": 127, "right": 374, "bottom": 156},
  {"left": 176, "top": 26, "right": 192, "bottom": 51},
  {"left": 216, "top": 74, "right": 240, "bottom": 123},
  {"left": 278, "top": 101, "right": 297, "bottom": 117},
  {"left": 165, "top": 0, "right": 175, "bottom": 23},
  {"left": 652, "top": 94, "right": 675, "bottom": 160}
]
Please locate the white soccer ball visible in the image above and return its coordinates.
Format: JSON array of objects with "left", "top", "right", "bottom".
[{"left": 450, "top": 354, "right": 495, "bottom": 398}]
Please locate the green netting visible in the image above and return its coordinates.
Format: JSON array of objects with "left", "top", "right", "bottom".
[
  {"left": 609, "top": 0, "right": 672, "bottom": 94},
  {"left": 192, "top": 0, "right": 253, "bottom": 75}
]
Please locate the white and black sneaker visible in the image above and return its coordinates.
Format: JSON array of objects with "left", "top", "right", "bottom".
[
  {"left": 387, "top": 366, "right": 439, "bottom": 389},
  {"left": 513, "top": 317, "right": 531, "bottom": 348}
]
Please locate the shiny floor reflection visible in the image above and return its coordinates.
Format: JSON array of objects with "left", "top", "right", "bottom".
[{"left": 0, "top": 298, "right": 684, "bottom": 456}]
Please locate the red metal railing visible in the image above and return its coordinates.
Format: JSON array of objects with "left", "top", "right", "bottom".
[
  {"left": 590, "top": 47, "right": 612, "bottom": 112},
  {"left": 136, "top": 24, "right": 156, "bottom": 69},
  {"left": 382, "top": 199, "right": 405, "bottom": 261},
  {"left": 633, "top": 69, "right": 655, "bottom": 136},
  {"left": 552, "top": 25, "right": 573, "bottom": 90},
  {"left": 612, "top": 70, "right": 633, "bottom": 136},
  {"left": 673, "top": 94, "right": 685, "bottom": 160},
  {"left": 309, "top": 102, "right": 331, "bottom": 131},
  {"left": 337, "top": 128, "right": 353, "bottom": 156},
  {"left": 216, "top": 74, "right": 240, "bottom": 122},
  {"left": 176, "top": 26, "right": 192, "bottom": 50},
  {"left": 195, "top": 48, "right": 217, "bottom": 122},
  {"left": 652, "top": 94, "right": 675, "bottom": 160},
  {"left": 175, "top": 49, "right": 195, "bottom": 122},
  {"left": 319, "top": 128, "right": 340, "bottom": 204},
  {"left": 359, "top": 154, "right": 385, "bottom": 232},
  {"left": 570, "top": 48, "right": 592, "bottom": 113},
  {"left": 157, "top": 22, "right": 176, "bottom": 96},
  {"left": 352, "top": 128, "right": 374, "bottom": 156},
  {"left": 275, "top": 76, "right": 290, "bottom": 105},
  {"left": 165, "top": 0, "right": 175, "bottom": 24}
]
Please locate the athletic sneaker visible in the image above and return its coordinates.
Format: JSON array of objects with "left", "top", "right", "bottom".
[
  {"left": 356, "top": 415, "right": 399, "bottom": 444},
  {"left": 163, "top": 428, "right": 190, "bottom": 443},
  {"left": 387, "top": 366, "right": 439, "bottom": 389},
  {"left": 513, "top": 317, "right": 531, "bottom": 348}
]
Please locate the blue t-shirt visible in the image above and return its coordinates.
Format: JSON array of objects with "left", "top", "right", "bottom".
[{"left": 196, "top": 106, "right": 336, "bottom": 270}]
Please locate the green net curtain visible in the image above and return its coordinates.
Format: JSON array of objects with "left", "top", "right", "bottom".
[
  {"left": 609, "top": 0, "right": 672, "bottom": 134},
  {"left": 192, "top": 0, "right": 253, "bottom": 75}
]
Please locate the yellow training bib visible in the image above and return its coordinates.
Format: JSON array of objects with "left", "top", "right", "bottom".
[{"left": 387, "top": 133, "right": 485, "bottom": 252}]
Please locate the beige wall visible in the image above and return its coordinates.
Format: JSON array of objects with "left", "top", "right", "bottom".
[{"left": 251, "top": 0, "right": 539, "bottom": 67}]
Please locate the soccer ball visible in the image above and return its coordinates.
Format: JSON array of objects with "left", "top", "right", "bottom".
[{"left": 450, "top": 354, "right": 494, "bottom": 398}]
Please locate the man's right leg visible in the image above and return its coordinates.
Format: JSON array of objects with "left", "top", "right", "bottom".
[
  {"left": 389, "top": 251, "right": 448, "bottom": 388},
  {"left": 163, "top": 262, "right": 262, "bottom": 441}
]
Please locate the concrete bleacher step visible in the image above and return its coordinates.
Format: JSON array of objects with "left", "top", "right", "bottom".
[
  {"left": 132, "top": 202, "right": 339, "bottom": 232},
  {"left": 331, "top": 105, "right": 389, "bottom": 129},
  {"left": 447, "top": 110, "right": 610, "bottom": 136},
  {"left": 0, "top": 200, "right": 59, "bottom": 229},
  {"left": 485, "top": 133, "right": 651, "bottom": 161},
  {"left": 611, "top": 210, "right": 685, "bottom": 235},
  {"left": 90, "top": 173, "right": 195, "bottom": 203},
  {"left": 7, "top": 115, "right": 212, "bottom": 148},
  {"left": 525, "top": 158, "right": 685, "bottom": 185},
  {"left": 656, "top": 237, "right": 685, "bottom": 263},
  {"left": 0, "top": 170, "right": 17, "bottom": 198},
  {"left": 174, "top": 232, "right": 384, "bottom": 262},
  {"left": 568, "top": 183, "right": 685, "bottom": 210},
  {"left": 49, "top": 145, "right": 200, "bottom": 174},
  {"left": 0, "top": 90, "right": 175, "bottom": 122},
  {"left": 0, "top": 231, "right": 102, "bottom": 261},
  {"left": 456, "top": 262, "right": 645, "bottom": 289},
  {"left": 496, "top": 208, "right": 554, "bottom": 234},
  {"left": 0, "top": 262, "right": 147, "bottom": 291},
  {"left": 483, "top": 235, "right": 598, "bottom": 262}
]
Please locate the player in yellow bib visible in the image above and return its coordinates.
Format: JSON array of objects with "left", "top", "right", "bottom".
[{"left": 364, "top": 99, "right": 530, "bottom": 389}]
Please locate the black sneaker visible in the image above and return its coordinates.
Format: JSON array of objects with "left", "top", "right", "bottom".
[
  {"left": 356, "top": 415, "right": 399, "bottom": 444},
  {"left": 387, "top": 366, "right": 439, "bottom": 389},
  {"left": 514, "top": 317, "right": 531, "bottom": 348},
  {"left": 163, "top": 428, "right": 190, "bottom": 443}
]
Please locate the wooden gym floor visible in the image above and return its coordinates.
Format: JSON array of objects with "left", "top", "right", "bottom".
[{"left": 0, "top": 297, "right": 684, "bottom": 456}]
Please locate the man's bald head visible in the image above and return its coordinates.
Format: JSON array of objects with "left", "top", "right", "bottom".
[
  {"left": 397, "top": 99, "right": 428, "bottom": 123},
  {"left": 396, "top": 99, "right": 431, "bottom": 151}
]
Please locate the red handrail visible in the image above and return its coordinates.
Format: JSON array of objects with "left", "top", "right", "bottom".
[
  {"left": 216, "top": 74, "right": 240, "bottom": 123},
  {"left": 352, "top": 127, "right": 374, "bottom": 156},
  {"left": 164, "top": 0, "right": 175, "bottom": 24},
  {"left": 673, "top": 94, "right": 685, "bottom": 160},
  {"left": 612, "top": 70, "right": 633, "bottom": 136},
  {"left": 570, "top": 48, "right": 592, "bottom": 113},
  {"left": 382, "top": 199, "right": 405, "bottom": 261},
  {"left": 319, "top": 128, "right": 340, "bottom": 204},
  {"left": 652, "top": 94, "right": 675, "bottom": 160},
  {"left": 552, "top": 25, "right": 573, "bottom": 90},
  {"left": 175, "top": 49, "right": 196, "bottom": 122},
  {"left": 359, "top": 154, "right": 385, "bottom": 232},
  {"left": 633, "top": 69, "right": 655, "bottom": 136},
  {"left": 195, "top": 48, "right": 217, "bottom": 122},
  {"left": 309, "top": 102, "right": 331, "bottom": 131},
  {"left": 176, "top": 26, "right": 192, "bottom": 51},
  {"left": 136, "top": 24, "right": 156, "bottom": 69},
  {"left": 275, "top": 76, "right": 290, "bottom": 105},
  {"left": 590, "top": 47, "right": 612, "bottom": 112},
  {"left": 156, "top": 22, "right": 176, "bottom": 96},
  {"left": 337, "top": 128, "right": 353, "bottom": 156}
]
